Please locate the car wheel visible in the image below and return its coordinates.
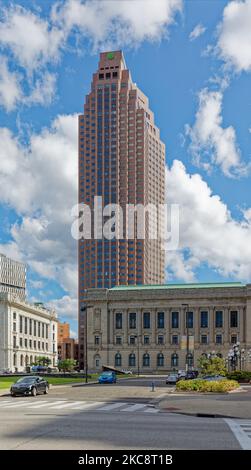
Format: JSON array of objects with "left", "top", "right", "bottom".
[
  {"left": 31, "top": 387, "right": 37, "bottom": 397},
  {"left": 44, "top": 385, "right": 49, "bottom": 395},
  {"left": 11, "top": 393, "right": 16, "bottom": 397}
]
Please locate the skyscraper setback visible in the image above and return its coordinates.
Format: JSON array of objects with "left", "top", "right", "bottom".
[
  {"left": 79, "top": 50, "right": 165, "bottom": 285},
  {"left": 78, "top": 51, "right": 165, "bottom": 366}
]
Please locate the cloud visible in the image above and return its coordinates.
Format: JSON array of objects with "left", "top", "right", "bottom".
[
  {"left": 0, "top": 114, "right": 78, "bottom": 297},
  {"left": 52, "top": 0, "right": 182, "bottom": 49},
  {"left": 189, "top": 23, "right": 206, "bottom": 41},
  {"left": 29, "top": 280, "right": 44, "bottom": 289},
  {"left": 217, "top": 0, "right": 251, "bottom": 72},
  {"left": 0, "top": 57, "right": 22, "bottom": 111},
  {"left": 0, "top": 5, "right": 63, "bottom": 71},
  {"left": 166, "top": 160, "right": 251, "bottom": 281},
  {"left": 48, "top": 295, "right": 78, "bottom": 320},
  {"left": 186, "top": 88, "right": 249, "bottom": 177}
]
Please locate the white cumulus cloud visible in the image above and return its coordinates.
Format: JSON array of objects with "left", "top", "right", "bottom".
[
  {"left": 186, "top": 88, "right": 249, "bottom": 177},
  {"left": 217, "top": 0, "right": 251, "bottom": 72},
  {"left": 0, "top": 58, "right": 22, "bottom": 111}
]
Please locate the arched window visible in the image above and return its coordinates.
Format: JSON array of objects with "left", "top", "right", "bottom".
[
  {"left": 30, "top": 355, "right": 33, "bottom": 365},
  {"left": 143, "top": 353, "right": 150, "bottom": 367},
  {"left": 129, "top": 353, "right": 136, "bottom": 367},
  {"left": 157, "top": 353, "right": 164, "bottom": 367},
  {"left": 20, "top": 355, "right": 24, "bottom": 366},
  {"left": 13, "top": 354, "right": 16, "bottom": 367},
  {"left": 115, "top": 353, "right": 122, "bottom": 367},
  {"left": 186, "top": 353, "right": 194, "bottom": 367},
  {"left": 171, "top": 353, "right": 178, "bottom": 367}
]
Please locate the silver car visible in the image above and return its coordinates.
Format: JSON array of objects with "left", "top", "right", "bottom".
[{"left": 166, "top": 374, "right": 178, "bottom": 384}]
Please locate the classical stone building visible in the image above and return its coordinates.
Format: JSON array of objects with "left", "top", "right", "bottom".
[
  {"left": 0, "top": 293, "right": 58, "bottom": 372},
  {"left": 84, "top": 283, "right": 251, "bottom": 373}
]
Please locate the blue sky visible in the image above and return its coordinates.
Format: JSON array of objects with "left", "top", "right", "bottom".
[{"left": 0, "top": 0, "right": 251, "bottom": 336}]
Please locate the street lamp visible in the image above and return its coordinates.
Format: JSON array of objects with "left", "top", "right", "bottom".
[
  {"left": 80, "top": 302, "right": 93, "bottom": 383},
  {"left": 182, "top": 303, "right": 189, "bottom": 372}
]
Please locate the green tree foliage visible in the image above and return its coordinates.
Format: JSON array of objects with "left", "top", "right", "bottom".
[
  {"left": 198, "top": 355, "right": 227, "bottom": 376},
  {"left": 32, "top": 356, "right": 51, "bottom": 366},
  {"left": 58, "top": 359, "right": 77, "bottom": 372}
]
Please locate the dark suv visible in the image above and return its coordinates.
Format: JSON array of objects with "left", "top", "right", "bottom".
[{"left": 185, "top": 371, "right": 198, "bottom": 380}]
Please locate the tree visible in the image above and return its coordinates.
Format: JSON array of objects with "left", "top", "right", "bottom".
[
  {"left": 58, "top": 359, "right": 77, "bottom": 372},
  {"left": 33, "top": 356, "right": 52, "bottom": 367},
  {"left": 198, "top": 355, "right": 227, "bottom": 376}
]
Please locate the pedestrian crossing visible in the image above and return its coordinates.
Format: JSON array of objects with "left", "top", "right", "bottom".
[
  {"left": 0, "top": 399, "right": 158, "bottom": 414},
  {"left": 224, "top": 419, "right": 251, "bottom": 450}
]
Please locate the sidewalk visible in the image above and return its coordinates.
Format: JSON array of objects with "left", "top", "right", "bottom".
[{"left": 157, "top": 387, "right": 251, "bottom": 419}]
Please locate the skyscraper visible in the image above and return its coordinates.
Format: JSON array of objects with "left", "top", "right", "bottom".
[
  {"left": 78, "top": 51, "right": 165, "bottom": 368},
  {"left": 0, "top": 253, "right": 26, "bottom": 301}
]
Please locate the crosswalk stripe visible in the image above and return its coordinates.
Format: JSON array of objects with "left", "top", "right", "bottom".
[
  {"left": 27, "top": 401, "right": 67, "bottom": 409},
  {"left": 50, "top": 401, "right": 83, "bottom": 410},
  {"left": 224, "top": 419, "right": 251, "bottom": 450},
  {"left": 1, "top": 400, "right": 29, "bottom": 408},
  {"left": 121, "top": 403, "right": 147, "bottom": 412},
  {"left": 143, "top": 407, "right": 158, "bottom": 413},
  {"left": 98, "top": 402, "right": 128, "bottom": 411},
  {"left": 70, "top": 401, "right": 105, "bottom": 410},
  {"left": 0, "top": 400, "right": 13, "bottom": 407}
]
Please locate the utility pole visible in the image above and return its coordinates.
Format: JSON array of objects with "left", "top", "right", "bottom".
[
  {"left": 80, "top": 303, "right": 93, "bottom": 383},
  {"left": 182, "top": 303, "right": 189, "bottom": 372}
]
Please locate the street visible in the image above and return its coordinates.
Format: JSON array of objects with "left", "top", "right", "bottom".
[{"left": 0, "top": 377, "right": 249, "bottom": 450}]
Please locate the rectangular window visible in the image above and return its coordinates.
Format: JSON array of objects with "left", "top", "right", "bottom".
[
  {"left": 116, "top": 336, "right": 122, "bottom": 345},
  {"left": 158, "top": 335, "right": 164, "bottom": 345},
  {"left": 24, "top": 338, "right": 27, "bottom": 348},
  {"left": 230, "top": 311, "right": 238, "bottom": 328},
  {"left": 216, "top": 334, "right": 222, "bottom": 344},
  {"left": 34, "top": 321, "right": 37, "bottom": 337},
  {"left": 172, "top": 335, "right": 179, "bottom": 345},
  {"left": 186, "top": 312, "right": 194, "bottom": 329},
  {"left": 38, "top": 322, "right": 41, "bottom": 337},
  {"left": 171, "top": 312, "right": 179, "bottom": 329},
  {"left": 115, "top": 313, "right": 122, "bottom": 329},
  {"left": 157, "top": 312, "right": 165, "bottom": 329},
  {"left": 19, "top": 316, "right": 23, "bottom": 333},
  {"left": 200, "top": 311, "right": 208, "bottom": 328},
  {"left": 42, "top": 323, "right": 45, "bottom": 338},
  {"left": 143, "top": 312, "right": 150, "bottom": 329},
  {"left": 24, "top": 317, "right": 27, "bottom": 334},
  {"left": 29, "top": 339, "right": 32, "bottom": 348},
  {"left": 13, "top": 336, "right": 16, "bottom": 348},
  {"left": 46, "top": 324, "right": 49, "bottom": 339},
  {"left": 34, "top": 340, "right": 36, "bottom": 349},
  {"left": 129, "top": 312, "right": 136, "bottom": 329},
  {"left": 20, "top": 338, "right": 23, "bottom": 347},
  {"left": 13, "top": 322, "right": 16, "bottom": 332},
  {"left": 99, "top": 73, "right": 104, "bottom": 79},
  {"left": 95, "top": 336, "right": 100, "bottom": 345},
  {"left": 215, "top": 311, "right": 223, "bottom": 328},
  {"left": 231, "top": 335, "right": 237, "bottom": 344},
  {"left": 129, "top": 336, "right": 136, "bottom": 345},
  {"left": 29, "top": 319, "right": 32, "bottom": 335},
  {"left": 201, "top": 335, "right": 208, "bottom": 345},
  {"left": 144, "top": 335, "right": 150, "bottom": 345}
]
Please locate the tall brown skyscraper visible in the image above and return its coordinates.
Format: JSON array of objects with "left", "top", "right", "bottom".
[{"left": 78, "top": 51, "right": 165, "bottom": 368}]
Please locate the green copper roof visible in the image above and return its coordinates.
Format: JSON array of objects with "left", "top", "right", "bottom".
[{"left": 110, "top": 282, "right": 245, "bottom": 291}]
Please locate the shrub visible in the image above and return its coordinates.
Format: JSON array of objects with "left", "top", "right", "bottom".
[
  {"left": 176, "top": 379, "right": 239, "bottom": 393},
  {"left": 226, "top": 371, "right": 251, "bottom": 382}
]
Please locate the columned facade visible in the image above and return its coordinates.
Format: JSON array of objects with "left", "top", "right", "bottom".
[{"left": 85, "top": 283, "right": 251, "bottom": 373}]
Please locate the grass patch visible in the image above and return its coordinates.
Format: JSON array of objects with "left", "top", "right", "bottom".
[{"left": 0, "top": 374, "right": 99, "bottom": 389}]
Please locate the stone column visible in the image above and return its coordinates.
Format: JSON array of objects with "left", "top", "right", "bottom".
[
  {"left": 194, "top": 307, "right": 200, "bottom": 345},
  {"left": 209, "top": 306, "right": 214, "bottom": 346},
  {"left": 224, "top": 307, "right": 229, "bottom": 345}
]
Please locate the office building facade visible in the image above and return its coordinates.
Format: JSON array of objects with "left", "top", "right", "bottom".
[
  {"left": 0, "top": 253, "right": 26, "bottom": 301},
  {"left": 78, "top": 51, "right": 166, "bottom": 368}
]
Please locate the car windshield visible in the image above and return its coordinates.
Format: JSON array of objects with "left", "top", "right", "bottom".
[
  {"left": 16, "top": 377, "right": 36, "bottom": 384},
  {"left": 101, "top": 372, "right": 113, "bottom": 376}
]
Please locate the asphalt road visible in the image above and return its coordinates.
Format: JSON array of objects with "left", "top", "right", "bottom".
[{"left": 0, "top": 383, "right": 242, "bottom": 450}]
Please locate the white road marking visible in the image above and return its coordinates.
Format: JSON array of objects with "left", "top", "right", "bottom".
[
  {"left": 224, "top": 419, "right": 251, "bottom": 450},
  {"left": 98, "top": 402, "right": 128, "bottom": 411},
  {"left": 27, "top": 401, "right": 67, "bottom": 409},
  {"left": 0, "top": 400, "right": 13, "bottom": 407},
  {"left": 50, "top": 401, "right": 83, "bottom": 410},
  {"left": 143, "top": 407, "right": 159, "bottom": 413},
  {"left": 1, "top": 400, "right": 29, "bottom": 408},
  {"left": 70, "top": 401, "right": 106, "bottom": 410},
  {"left": 121, "top": 403, "right": 147, "bottom": 412}
]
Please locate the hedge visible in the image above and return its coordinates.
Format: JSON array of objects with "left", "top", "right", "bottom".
[
  {"left": 176, "top": 379, "right": 239, "bottom": 393},
  {"left": 226, "top": 371, "right": 251, "bottom": 382}
]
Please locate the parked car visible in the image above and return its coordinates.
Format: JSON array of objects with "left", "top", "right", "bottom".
[
  {"left": 202, "top": 375, "right": 225, "bottom": 381},
  {"left": 98, "top": 371, "right": 117, "bottom": 384},
  {"left": 177, "top": 370, "right": 186, "bottom": 379},
  {"left": 166, "top": 374, "right": 178, "bottom": 384},
  {"left": 185, "top": 371, "right": 199, "bottom": 380},
  {"left": 10, "top": 376, "right": 49, "bottom": 397},
  {"left": 121, "top": 369, "right": 133, "bottom": 375}
]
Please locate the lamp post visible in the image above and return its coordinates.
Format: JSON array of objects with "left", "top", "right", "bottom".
[
  {"left": 80, "top": 303, "right": 93, "bottom": 383},
  {"left": 182, "top": 303, "right": 189, "bottom": 372}
]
